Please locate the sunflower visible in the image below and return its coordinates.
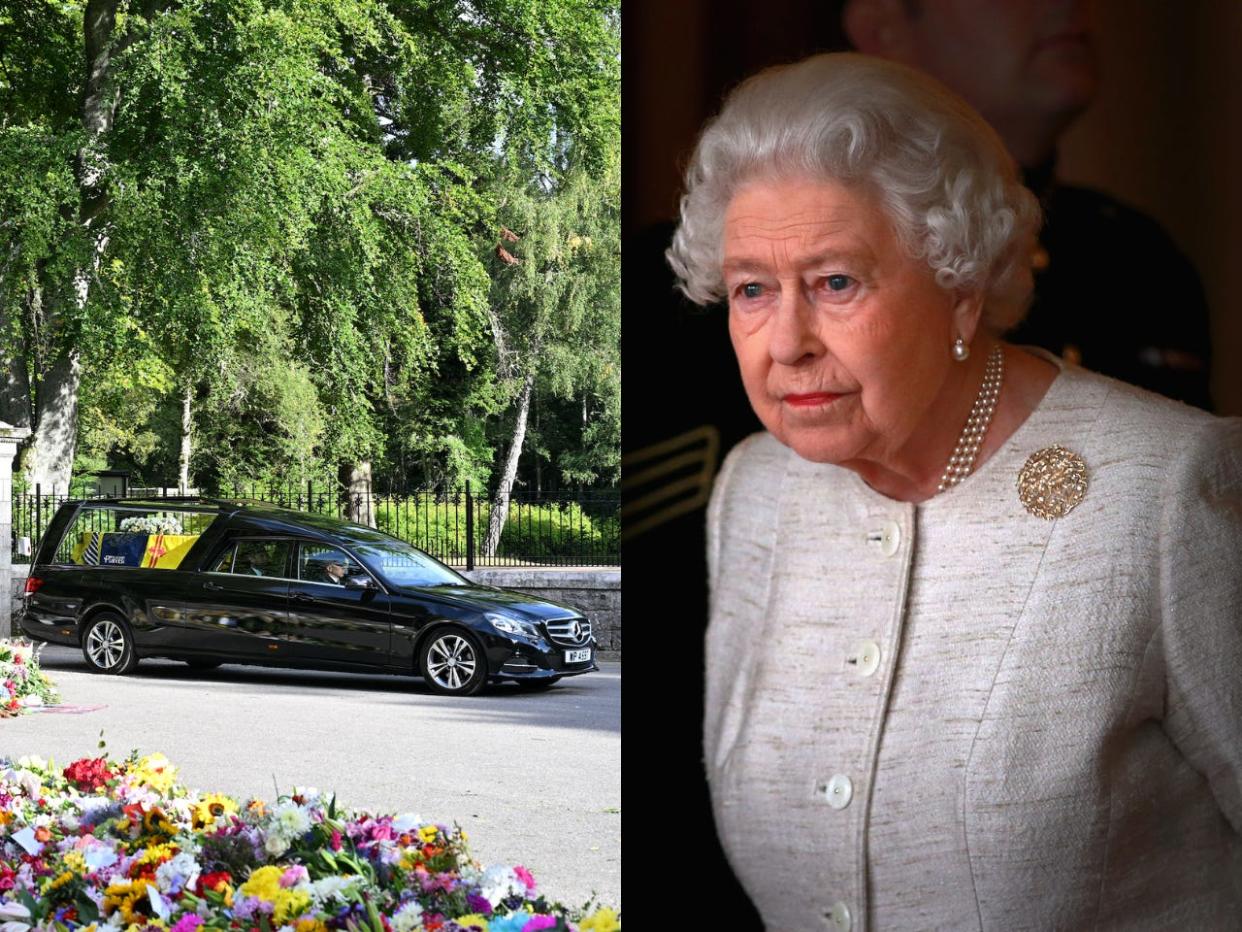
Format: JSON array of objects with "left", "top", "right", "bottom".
[{"left": 192, "top": 793, "right": 239, "bottom": 828}]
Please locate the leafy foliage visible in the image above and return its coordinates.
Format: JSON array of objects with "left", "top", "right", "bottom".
[{"left": 0, "top": 0, "right": 619, "bottom": 496}]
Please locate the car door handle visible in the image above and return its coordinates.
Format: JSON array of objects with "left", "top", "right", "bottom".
[
  {"left": 203, "top": 581, "right": 223, "bottom": 591},
  {"left": 292, "top": 592, "right": 314, "bottom": 603}
]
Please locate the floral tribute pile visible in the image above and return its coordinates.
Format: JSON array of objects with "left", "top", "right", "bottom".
[
  {"left": 0, "top": 754, "right": 619, "bottom": 932},
  {"left": 0, "top": 641, "right": 60, "bottom": 717}
]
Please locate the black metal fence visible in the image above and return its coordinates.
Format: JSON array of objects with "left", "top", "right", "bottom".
[{"left": 10, "top": 482, "right": 620, "bottom": 568}]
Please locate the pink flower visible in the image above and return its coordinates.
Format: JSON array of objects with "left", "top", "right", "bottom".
[
  {"left": 171, "top": 915, "right": 204, "bottom": 932},
  {"left": 522, "top": 917, "right": 558, "bottom": 931},
  {"left": 330, "top": 830, "right": 343, "bottom": 851},
  {"left": 514, "top": 866, "right": 536, "bottom": 893},
  {"left": 280, "top": 865, "right": 308, "bottom": 888}
]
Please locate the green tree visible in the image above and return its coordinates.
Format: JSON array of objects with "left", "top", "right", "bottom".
[{"left": 482, "top": 162, "right": 619, "bottom": 555}]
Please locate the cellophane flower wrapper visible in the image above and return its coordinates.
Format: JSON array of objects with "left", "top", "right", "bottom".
[
  {"left": 0, "top": 754, "right": 619, "bottom": 932},
  {"left": 0, "top": 642, "right": 60, "bottom": 717}
]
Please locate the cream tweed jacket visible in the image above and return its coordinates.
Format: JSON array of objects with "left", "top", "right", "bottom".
[{"left": 704, "top": 360, "right": 1242, "bottom": 931}]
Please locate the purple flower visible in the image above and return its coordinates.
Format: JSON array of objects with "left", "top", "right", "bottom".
[{"left": 466, "top": 893, "right": 493, "bottom": 916}]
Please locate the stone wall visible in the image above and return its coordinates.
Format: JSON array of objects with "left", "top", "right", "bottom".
[{"left": 6, "top": 565, "right": 621, "bottom": 660}]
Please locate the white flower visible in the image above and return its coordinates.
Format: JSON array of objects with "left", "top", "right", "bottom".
[
  {"left": 391, "top": 813, "right": 423, "bottom": 833},
  {"left": 479, "top": 865, "right": 524, "bottom": 906},
  {"left": 11, "top": 771, "right": 42, "bottom": 798},
  {"left": 390, "top": 900, "right": 424, "bottom": 932},
  {"left": 155, "top": 851, "right": 202, "bottom": 895},
  {"left": 272, "top": 801, "right": 311, "bottom": 837},
  {"left": 307, "top": 875, "right": 363, "bottom": 908},
  {"left": 290, "top": 786, "right": 321, "bottom": 804},
  {"left": 263, "top": 834, "right": 289, "bottom": 857}
]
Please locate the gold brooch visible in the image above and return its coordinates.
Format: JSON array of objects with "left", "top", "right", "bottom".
[{"left": 1017, "top": 445, "right": 1088, "bottom": 519}]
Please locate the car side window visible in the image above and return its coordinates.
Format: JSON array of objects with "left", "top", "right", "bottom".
[
  {"left": 209, "top": 545, "right": 236, "bottom": 574},
  {"left": 224, "top": 540, "right": 291, "bottom": 578},
  {"left": 299, "top": 544, "right": 364, "bottom": 586}
]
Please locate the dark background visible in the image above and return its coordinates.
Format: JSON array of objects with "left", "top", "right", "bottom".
[{"left": 622, "top": 1, "right": 1241, "bottom": 925}]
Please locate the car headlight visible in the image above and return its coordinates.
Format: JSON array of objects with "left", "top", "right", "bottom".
[{"left": 485, "top": 613, "right": 540, "bottom": 639}]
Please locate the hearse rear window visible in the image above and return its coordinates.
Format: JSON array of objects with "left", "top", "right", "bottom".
[{"left": 52, "top": 507, "right": 218, "bottom": 569}]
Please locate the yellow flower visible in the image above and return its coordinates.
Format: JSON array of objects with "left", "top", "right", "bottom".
[
  {"left": 40, "top": 871, "right": 75, "bottom": 895},
  {"left": 294, "top": 920, "right": 328, "bottom": 932},
  {"left": 238, "top": 866, "right": 311, "bottom": 926},
  {"left": 103, "top": 878, "right": 152, "bottom": 925},
  {"left": 193, "top": 792, "right": 239, "bottom": 828},
  {"left": 134, "top": 842, "right": 176, "bottom": 867},
  {"left": 417, "top": 825, "right": 439, "bottom": 844},
  {"left": 454, "top": 915, "right": 488, "bottom": 932},
  {"left": 132, "top": 754, "right": 178, "bottom": 794},
  {"left": 579, "top": 907, "right": 621, "bottom": 932}
]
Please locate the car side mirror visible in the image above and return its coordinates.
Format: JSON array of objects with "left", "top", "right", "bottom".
[{"left": 343, "top": 574, "right": 375, "bottom": 590}]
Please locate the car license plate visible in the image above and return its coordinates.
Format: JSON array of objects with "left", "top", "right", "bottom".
[{"left": 565, "top": 648, "right": 591, "bottom": 663}]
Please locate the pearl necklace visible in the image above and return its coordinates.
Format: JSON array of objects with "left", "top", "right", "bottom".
[{"left": 937, "top": 345, "right": 1004, "bottom": 493}]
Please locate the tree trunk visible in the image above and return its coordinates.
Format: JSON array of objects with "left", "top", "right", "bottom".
[
  {"left": 534, "top": 389, "right": 541, "bottom": 495},
  {"left": 178, "top": 381, "right": 193, "bottom": 492},
  {"left": 484, "top": 371, "right": 535, "bottom": 558},
  {"left": 24, "top": 348, "right": 81, "bottom": 494},
  {"left": 339, "top": 460, "right": 375, "bottom": 527},
  {"left": 18, "top": 0, "right": 126, "bottom": 493}
]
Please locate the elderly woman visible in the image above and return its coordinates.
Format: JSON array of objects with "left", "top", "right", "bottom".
[{"left": 667, "top": 54, "right": 1242, "bottom": 930}]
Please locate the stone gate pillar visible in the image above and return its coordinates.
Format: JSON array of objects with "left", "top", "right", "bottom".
[{"left": 0, "top": 421, "right": 31, "bottom": 636}]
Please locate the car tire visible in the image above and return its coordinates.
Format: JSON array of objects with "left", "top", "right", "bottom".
[
  {"left": 515, "top": 676, "right": 562, "bottom": 691},
  {"left": 81, "top": 613, "right": 139, "bottom": 675},
  {"left": 419, "top": 628, "right": 488, "bottom": 696}
]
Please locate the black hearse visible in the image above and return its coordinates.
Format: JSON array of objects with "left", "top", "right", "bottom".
[{"left": 19, "top": 498, "right": 597, "bottom": 695}]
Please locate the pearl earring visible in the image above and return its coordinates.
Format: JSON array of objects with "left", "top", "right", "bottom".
[{"left": 952, "top": 338, "right": 970, "bottom": 362}]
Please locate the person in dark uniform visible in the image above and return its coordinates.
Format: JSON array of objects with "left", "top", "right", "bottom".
[{"left": 843, "top": 0, "right": 1213, "bottom": 408}]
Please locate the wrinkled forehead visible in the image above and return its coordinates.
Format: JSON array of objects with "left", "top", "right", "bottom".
[{"left": 721, "top": 176, "right": 890, "bottom": 270}]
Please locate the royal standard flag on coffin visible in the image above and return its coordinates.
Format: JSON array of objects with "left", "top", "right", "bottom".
[
  {"left": 70, "top": 532, "right": 103, "bottom": 565},
  {"left": 141, "top": 534, "right": 198, "bottom": 569},
  {"left": 72, "top": 532, "right": 200, "bottom": 568},
  {"left": 98, "top": 533, "right": 150, "bottom": 567}
]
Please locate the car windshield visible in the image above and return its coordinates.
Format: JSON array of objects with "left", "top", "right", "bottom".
[{"left": 351, "top": 539, "right": 467, "bottom": 587}]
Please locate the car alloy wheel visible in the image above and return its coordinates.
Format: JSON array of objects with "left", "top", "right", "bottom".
[
  {"left": 81, "top": 613, "right": 139, "bottom": 675},
  {"left": 420, "top": 629, "right": 487, "bottom": 696}
]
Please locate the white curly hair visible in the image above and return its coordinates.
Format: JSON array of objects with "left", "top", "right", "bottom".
[{"left": 666, "top": 53, "right": 1041, "bottom": 331}]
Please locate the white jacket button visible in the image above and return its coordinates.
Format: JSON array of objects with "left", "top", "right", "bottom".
[
  {"left": 848, "top": 639, "right": 881, "bottom": 677},
  {"left": 819, "top": 774, "right": 853, "bottom": 810},
  {"left": 823, "top": 901, "right": 852, "bottom": 931},
  {"left": 866, "top": 520, "right": 901, "bottom": 557}
]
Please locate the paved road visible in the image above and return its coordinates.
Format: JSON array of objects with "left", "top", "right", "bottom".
[{"left": 3, "top": 646, "right": 621, "bottom": 910}]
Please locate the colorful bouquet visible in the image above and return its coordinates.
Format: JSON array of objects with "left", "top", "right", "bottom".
[
  {"left": 0, "top": 641, "right": 60, "bottom": 717},
  {"left": 0, "top": 753, "right": 619, "bottom": 932}
]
